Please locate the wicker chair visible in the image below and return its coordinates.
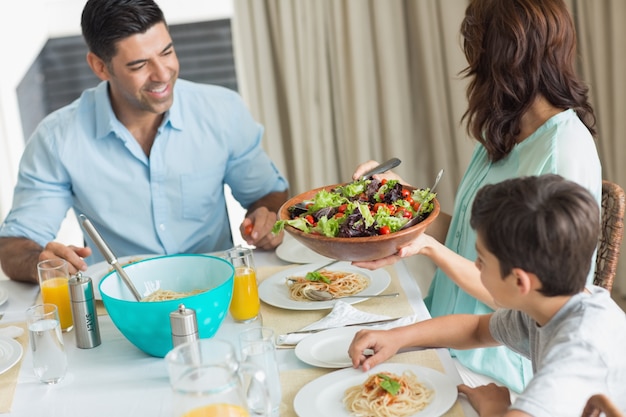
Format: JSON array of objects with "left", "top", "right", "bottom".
[{"left": 593, "top": 180, "right": 626, "bottom": 292}]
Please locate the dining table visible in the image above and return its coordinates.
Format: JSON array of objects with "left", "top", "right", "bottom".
[{"left": 0, "top": 249, "right": 479, "bottom": 417}]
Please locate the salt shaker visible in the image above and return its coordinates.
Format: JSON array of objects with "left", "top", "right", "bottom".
[
  {"left": 170, "top": 304, "right": 198, "bottom": 347},
  {"left": 68, "top": 272, "right": 101, "bottom": 348}
]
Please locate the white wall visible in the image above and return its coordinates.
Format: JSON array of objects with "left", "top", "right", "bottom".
[{"left": 0, "top": 0, "right": 233, "bottom": 222}]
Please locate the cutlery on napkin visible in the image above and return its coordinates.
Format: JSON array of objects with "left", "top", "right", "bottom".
[{"left": 277, "top": 301, "right": 417, "bottom": 346}]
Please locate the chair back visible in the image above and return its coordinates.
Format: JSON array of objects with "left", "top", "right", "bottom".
[{"left": 594, "top": 180, "right": 626, "bottom": 292}]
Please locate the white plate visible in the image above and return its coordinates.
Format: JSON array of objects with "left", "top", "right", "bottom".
[
  {"left": 258, "top": 262, "right": 391, "bottom": 311},
  {"left": 0, "top": 338, "right": 23, "bottom": 376},
  {"left": 293, "top": 363, "right": 458, "bottom": 417},
  {"left": 85, "top": 254, "right": 159, "bottom": 299},
  {"left": 295, "top": 326, "right": 365, "bottom": 368},
  {"left": 0, "top": 288, "right": 7, "bottom": 306},
  {"left": 275, "top": 234, "right": 333, "bottom": 264}
]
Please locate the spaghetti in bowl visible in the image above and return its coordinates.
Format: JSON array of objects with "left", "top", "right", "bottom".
[{"left": 99, "top": 254, "right": 234, "bottom": 357}]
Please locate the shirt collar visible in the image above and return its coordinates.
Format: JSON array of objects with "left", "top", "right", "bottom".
[{"left": 93, "top": 81, "right": 183, "bottom": 139}]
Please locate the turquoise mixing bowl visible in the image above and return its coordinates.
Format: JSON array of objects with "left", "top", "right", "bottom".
[{"left": 99, "top": 254, "right": 234, "bottom": 357}]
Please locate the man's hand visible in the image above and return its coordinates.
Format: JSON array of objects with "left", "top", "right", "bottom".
[
  {"left": 0, "top": 237, "right": 92, "bottom": 283},
  {"left": 241, "top": 206, "right": 283, "bottom": 250},
  {"left": 39, "top": 242, "right": 92, "bottom": 276}
]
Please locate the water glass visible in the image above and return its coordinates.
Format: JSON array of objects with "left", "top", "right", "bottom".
[
  {"left": 26, "top": 304, "right": 68, "bottom": 384},
  {"left": 37, "top": 259, "right": 73, "bottom": 332},
  {"left": 166, "top": 338, "right": 272, "bottom": 417},
  {"left": 227, "top": 247, "right": 260, "bottom": 323},
  {"left": 239, "top": 327, "right": 282, "bottom": 416}
]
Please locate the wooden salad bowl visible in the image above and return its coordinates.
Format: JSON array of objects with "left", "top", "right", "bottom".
[{"left": 278, "top": 183, "right": 440, "bottom": 262}]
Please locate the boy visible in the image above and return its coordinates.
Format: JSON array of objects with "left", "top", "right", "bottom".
[{"left": 348, "top": 174, "right": 626, "bottom": 417}]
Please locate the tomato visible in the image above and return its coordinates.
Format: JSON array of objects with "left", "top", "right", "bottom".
[
  {"left": 378, "top": 192, "right": 385, "bottom": 201},
  {"left": 373, "top": 203, "right": 386, "bottom": 213},
  {"left": 334, "top": 213, "right": 344, "bottom": 219},
  {"left": 379, "top": 225, "right": 391, "bottom": 235},
  {"left": 338, "top": 204, "right": 348, "bottom": 213},
  {"left": 401, "top": 189, "right": 411, "bottom": 198},
  {"left": 396, "top": 208, "right": 411, "bottom": 219},
  {"left": 381, "top": 178, "right": 388, "bottom": 185},
  {"left": 305, "top": 203, "right": 314, "bottom": 209},
  {"left": 387, "top": 204, "right": 397, "bottom": 214},
  {"left": 244, "top": 223, "right": 253, "bottom": 235},
  {"left": 404, "top": 196, "right": 414, "bottom": 206},
  {"left": 305, "top": 215, "right": 315, "bottom": 224},
  {"left": 413, "top": 202, "right": 421, "bottom": 212}
]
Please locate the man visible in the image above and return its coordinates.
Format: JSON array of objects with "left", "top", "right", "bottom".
[{"left": 0, "top": 0, "right": 288, "bottom": 283}]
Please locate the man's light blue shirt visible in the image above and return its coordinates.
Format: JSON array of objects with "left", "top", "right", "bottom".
[{"left": 0, "top": 80, "right": 288, "bottom": 264}]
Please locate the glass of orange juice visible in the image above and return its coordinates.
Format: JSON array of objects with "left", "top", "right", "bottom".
[
  {"left": 226, "top": 247, "right": 260, "bottom": 323},
  {"left": 37, "top": 259, "right": 73, "bottom": 332}
]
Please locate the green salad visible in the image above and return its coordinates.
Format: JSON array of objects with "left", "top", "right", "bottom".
[{"left": 272, "top": 178, "right": 436, "bottom": 238}]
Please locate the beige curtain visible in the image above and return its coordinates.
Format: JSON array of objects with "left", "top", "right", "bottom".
[
  {"left": 232, "top": 0, "right": 626, "bottom": 296},
  {"left": 231, "top": 0, "right": 471, "bottom": 212}
]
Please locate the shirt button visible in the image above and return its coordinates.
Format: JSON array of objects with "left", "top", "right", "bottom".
[{"left": 159, "top": 224, "right": 166, "bottom": 231}]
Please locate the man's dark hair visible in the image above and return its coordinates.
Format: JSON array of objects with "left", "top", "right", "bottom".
[
  {"left": 81, "top": 0, "right": 166, "bottom": 63},
  {"left": 470, "top": 174, "right": 600, "bottom": 296}
]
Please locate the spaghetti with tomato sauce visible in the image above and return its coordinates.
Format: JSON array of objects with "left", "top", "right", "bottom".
[
  {"left": 343, "top": 371, "right": 433, "bottom": 417},
  {"left": 286, "top": 269, "right": 369, "bottom": 301}
]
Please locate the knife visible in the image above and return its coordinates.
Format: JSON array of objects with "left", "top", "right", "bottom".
[{"left": 285, "top": 317, "right": 402, "bottom": 335}]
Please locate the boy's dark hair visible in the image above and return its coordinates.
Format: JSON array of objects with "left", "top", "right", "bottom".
[
  {"left": 470, "top": 174, "right": 600, "bottom": 296},
  {"left": 81, "top": 0, "right": 166, "bottom": 63}
]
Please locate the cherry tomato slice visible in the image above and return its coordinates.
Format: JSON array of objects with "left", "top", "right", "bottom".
[{"left": 379, "top": 225, "right": 391, "bottom": 235}]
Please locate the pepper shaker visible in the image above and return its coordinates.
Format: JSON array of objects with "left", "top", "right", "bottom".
[
  {"left": 69, "top": 272, "right": 101, "bottom": 348},
  {"left": 170, "top": 304, "right": 198, "bottom": 348}
]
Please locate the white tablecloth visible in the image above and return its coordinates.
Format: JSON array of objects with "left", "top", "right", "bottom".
[{"left": 1, "top": 250, "right": 477, "bottom": 417}]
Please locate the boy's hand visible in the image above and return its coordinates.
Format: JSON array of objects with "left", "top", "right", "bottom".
[
  {"left": 457, "top": 383, "right": 512, "bottom": 417},
  {"left": 348, "top": 329, "right": 401, "bottom": 371}
]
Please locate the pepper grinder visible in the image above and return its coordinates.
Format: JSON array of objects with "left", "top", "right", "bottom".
[
  {"left": 69, "top": 272, "right": 101, "bottom": 348},
  {"left": 170, "top": 304, "right": 198, "bottom": 348}
]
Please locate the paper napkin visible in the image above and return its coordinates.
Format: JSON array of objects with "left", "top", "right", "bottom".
[
  {"left": 277, "top": 301, "right": 417, "bottom": 346},
  {"left": 0, "top": 326, "right": 24, "bottom": 339}
]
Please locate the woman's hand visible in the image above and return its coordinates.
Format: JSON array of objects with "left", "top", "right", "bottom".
[
  {"left": 352, "top": 160, "right": 409, "bottom": 185},
  {"left": 353, "top": 233, "right": 439, "bottom": 270}
]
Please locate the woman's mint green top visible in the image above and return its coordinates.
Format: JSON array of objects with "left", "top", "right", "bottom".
[{"left": 424, "top": 109, "right": 602, "bottom": 393}]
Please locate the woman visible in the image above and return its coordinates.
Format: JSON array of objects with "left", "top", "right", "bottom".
[{"left": 354, "top": 0, "right": 601, "bottom": 393}]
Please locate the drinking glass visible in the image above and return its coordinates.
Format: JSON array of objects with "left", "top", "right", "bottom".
[
  {"left": 166, "top": 338, "right": 272, "bottom": 417},
  {"left": 26, "top": 304, "right": 68, "bottom": 384},
  {"left": 239, "top": 327, "right": 282, "bottom": 417},
  {"left": 37, "top": 259, "right": 73, "bottom": 331},
  {"left": 227, "top": 247, "right": 260, "bottom": 323}
]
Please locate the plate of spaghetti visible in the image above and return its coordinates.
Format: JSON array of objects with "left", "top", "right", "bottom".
[
  {"left": 293, "top": 363, "right": 457, "bottom": 417},
  {"left": 258, "top": 262, "right": 390, "bottom": 310},
  {"left": 86, "top": 254, "right": 159, "bottom": 300}
]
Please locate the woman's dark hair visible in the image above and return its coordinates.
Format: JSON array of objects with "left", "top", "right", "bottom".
[
  {"left": 460, "top": 0, "right": 596, "bottom": 162},
  {"left": 470, "top": 175, "right": 600, "bottom": 296},
  {"left": 81, "top": 0, "right": 166, "bottom": 63}
]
